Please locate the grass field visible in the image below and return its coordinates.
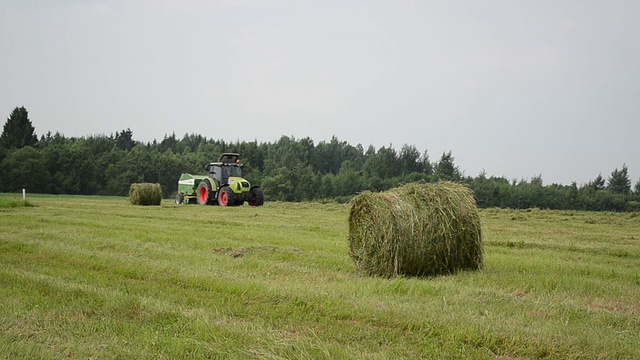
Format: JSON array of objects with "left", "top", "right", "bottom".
[{"left": 1, "top": 194, "right": 639, "bottom": 359}]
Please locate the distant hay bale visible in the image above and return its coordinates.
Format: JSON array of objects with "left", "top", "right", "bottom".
[
  {"left": 348, "top": 182, "right": 483, "bottom": 277},
  {"left": 129, "top": 183, "right": 163, "bottom": 206}
]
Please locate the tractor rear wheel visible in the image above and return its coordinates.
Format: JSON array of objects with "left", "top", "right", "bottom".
[
  {"left": 197, "top": 180, "right": 214, "bottom": 205},
  {"left": 249, "top": 187, "right": 264, "bottom": 206},
  {"left": 218, "top": 186, "right": 233, "bottom": 206}
]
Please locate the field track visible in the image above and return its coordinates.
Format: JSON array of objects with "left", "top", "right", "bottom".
[{"left": 1, "top": 194, "right": 639, "bottom": 359}]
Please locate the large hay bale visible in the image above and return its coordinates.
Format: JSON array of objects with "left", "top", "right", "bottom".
[
  {"left": 348, "top": 182, "right": 483, "bottom": 277},
  {"left": 129, "top": 183, "right": 163, "bottom": 206}
]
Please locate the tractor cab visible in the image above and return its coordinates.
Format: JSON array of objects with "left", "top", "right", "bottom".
[{"left": 205, "top": 153, "right": 243, "bottom": 187}]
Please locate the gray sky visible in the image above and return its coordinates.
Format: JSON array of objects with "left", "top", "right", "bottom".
[{"left": 2, "top": 0, "right": 639, "bottom": 186}]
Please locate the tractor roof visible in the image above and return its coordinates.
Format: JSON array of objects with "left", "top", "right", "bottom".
[
  {"left": 206, "top": 153, "right": 242, "bottom": 168},
  {"left": 219, "top": 153, "right": 240, "bottom": 164}
]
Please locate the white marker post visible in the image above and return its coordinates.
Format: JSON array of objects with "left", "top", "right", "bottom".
[{"left": 23, "top": 188, "right": 26, "bottom": 201}]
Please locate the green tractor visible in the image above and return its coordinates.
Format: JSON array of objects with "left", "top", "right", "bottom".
[{"left": 176, "top": 153, "right": 264, "bottom": 206}]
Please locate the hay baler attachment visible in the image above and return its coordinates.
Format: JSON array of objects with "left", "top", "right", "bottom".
[{"left": 176, "top": 174, "right": 208, "bottom": 205}]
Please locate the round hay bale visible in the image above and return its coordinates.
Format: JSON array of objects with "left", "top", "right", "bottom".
[
  {"left": 348, "top": 182, "right": 483, "bottom": 277},
  {"left": 129, "top": 183, "right": 163, "bottom": 206}
]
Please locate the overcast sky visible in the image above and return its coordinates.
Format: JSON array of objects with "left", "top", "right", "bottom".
[{"left": 2, "top": 0, "right": 639, "bottom": 186}]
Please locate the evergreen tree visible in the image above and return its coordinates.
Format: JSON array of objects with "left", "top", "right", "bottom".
[
  {"left": 587, "top": 174, "right": 606, "bottom": 191},
  {"left": 0, "top": 106, "right": 38, "bottom": 150},
  {"left": 399, "top": 144, "right": 422, "bottom": 175},
  {"left": 115, "top": 128, "right": 135, "bottom": 151},
  {"left": 607, "top": 164, "right": 631, "bottom": 195},
  {"left": 362, "top": 145, "right": 400, "bottom": 188},
  {"left": 420, "top": 150, "right": 433, "bottom": 176},
  {"left": 434, "top": 151, "right": 461, "bottom": 181},
  {"left": 158, "top": 132, "right": 178, "bottom": 153}
]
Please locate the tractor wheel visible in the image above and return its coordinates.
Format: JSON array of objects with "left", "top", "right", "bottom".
[
  {"left": 197, "top": 180, "right": 214, "bottom": 205},
  {"left": 217, "top": 186, "right": 233, "bottom": 206},
  {"left": 249, "top": 187, "right": 264, "bottom": 206},
  {"left": 176, "top": 193, "right": 184, "bottom": 205}
]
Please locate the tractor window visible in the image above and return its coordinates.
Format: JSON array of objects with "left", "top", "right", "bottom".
[{"left": 228, "top": 166, "right": 242, "bottom": 177}]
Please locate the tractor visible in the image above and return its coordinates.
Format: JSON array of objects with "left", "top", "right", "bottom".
[{"left": 176, "top": 153, "right": 264, "bottom": 206}]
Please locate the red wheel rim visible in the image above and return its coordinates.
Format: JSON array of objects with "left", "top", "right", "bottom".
[
  {"left": 199, "top": 186, "right": 208, "bottom": 203},
  {"left": 220, "top": 191, "right": 227, "bottom": 206}
]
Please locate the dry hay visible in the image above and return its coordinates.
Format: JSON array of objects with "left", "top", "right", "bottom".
[
  {"left": 348, "top": 182, "right": 483, "bottom": 277},
  {"left": 129, "top": 183, "right": 163, "bottom": 206}
]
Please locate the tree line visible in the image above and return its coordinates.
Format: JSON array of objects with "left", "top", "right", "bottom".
[{"left": 2, "top": 106, "right": 639, "bottom": 211}]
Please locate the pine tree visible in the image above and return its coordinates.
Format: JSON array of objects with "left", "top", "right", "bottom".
[
  {"left": 607, "top": 164, "right": 631, "bottom": 195},
  {"left": 434, "top": 151, "right": 461, "bottom": 181},
  {"left": 0, "top": 106, "right": 38, "bottom": 150}
]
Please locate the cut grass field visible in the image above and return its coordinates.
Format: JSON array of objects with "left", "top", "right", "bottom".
[{"left": 0, "top": 194, "right": 639, "bottom": 359}]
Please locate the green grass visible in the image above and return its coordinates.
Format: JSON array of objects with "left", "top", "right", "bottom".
[
  {"left": 0, "top": 195, "right": 35, "bottom": 208},
  {"left": 0, "top": 196, "right": 639, "bottom": 359}
]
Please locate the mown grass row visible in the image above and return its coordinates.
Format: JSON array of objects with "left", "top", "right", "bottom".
[{"left": 0, "top": 195, "right": 639, "bottom": 359}]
